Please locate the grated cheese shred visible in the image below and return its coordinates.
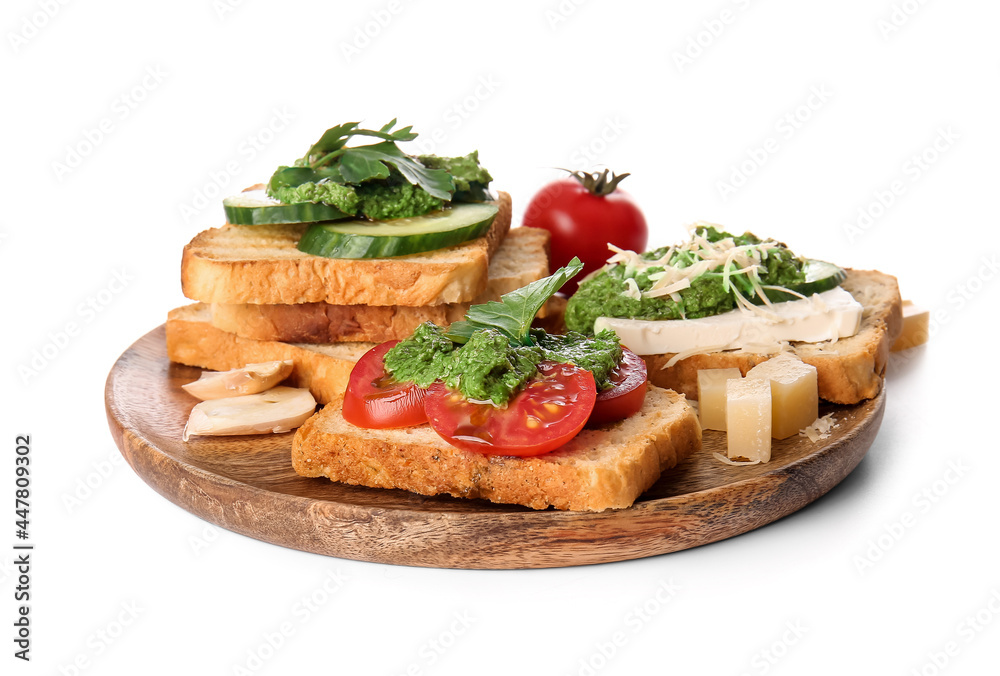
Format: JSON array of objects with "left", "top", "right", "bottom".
[
  {"left": 601, "top": 221, "right": 799, "bottom": 323},
  {"left": 799, "top": 413, "right": 839, "bottom": 442}
]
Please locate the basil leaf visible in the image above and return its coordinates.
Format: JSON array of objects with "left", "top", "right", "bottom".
[{"left": 446, "top": 258, "right": 584, "bottom": 346}]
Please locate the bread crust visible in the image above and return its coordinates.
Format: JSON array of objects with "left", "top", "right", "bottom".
[
  {"left": 642, "top": 269, "right": 903, "bottom": 404},
  {"left": 181, "top": 192, "right": 512, "bottom": 307},
  {"left": 291, "top": 385, "right": 702, "bottom": 512},
  {"left": 208, "top": 227, "right": 550, "bottom": 343}
]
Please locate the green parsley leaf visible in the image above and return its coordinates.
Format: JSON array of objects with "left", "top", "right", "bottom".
[
  {"left": 302, "top": 119, "right": 418, "bottom": 165},
  {"left": 268, "top": 121, "right": 455, "bottom": 202},
  {"left": 446, "top": 258, "right": 584, "bottom": 346},
  {"left": 339, "top": 142, "right": 453, "bottom": 200}
]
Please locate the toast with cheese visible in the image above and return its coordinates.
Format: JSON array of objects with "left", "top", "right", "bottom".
[
  {"left": 209, "top": 226, "right": 550, "bottom": 343},
  {"left": 181, "top": 191, "right": 512, "bottom": 307},
  {"left": 292, "top": 384, "right": 701, "bottom": 512},
  {"left": 641, "top": 269, "right": 903, "bottom": 404}
]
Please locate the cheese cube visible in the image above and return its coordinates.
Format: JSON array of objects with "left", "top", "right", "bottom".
[
  {"left": 891, "top": 300, "right": 930, "bottom": 352},
  {"left": 697, "top": 368, "right": 743, "bottom": 431},
  {"left": 747, "top": 353, "right": 818, "bottom": 440},
  {"left": 726, "top": 377, "right": 771, "bottom": 463}
]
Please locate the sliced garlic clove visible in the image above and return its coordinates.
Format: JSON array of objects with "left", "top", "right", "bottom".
[
  {"left": 182, "top": 360, "right": 294, "bottom": 400},
  {"left": 183, "top": 386, "right": 316, "bottom": 441}
]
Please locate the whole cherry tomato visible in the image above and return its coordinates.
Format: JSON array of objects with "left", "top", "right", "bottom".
[{"left": 523, "top": 169, "right": 647, "bottom": 295}]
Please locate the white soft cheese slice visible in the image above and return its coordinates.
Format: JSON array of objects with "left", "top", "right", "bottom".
[{"left": 594, "top": 286, "right": 863, "bottom": 356}]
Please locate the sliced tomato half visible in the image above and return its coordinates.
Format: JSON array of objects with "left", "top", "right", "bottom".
[
  {"left": 588, "top": 347, "right": 648, "bottom": 427},
  {"left": 423, "top": 361, "right": 596, "bottom": 457},
  {"left": 342, "top": 341, "right": 428, "bottom": 429}
]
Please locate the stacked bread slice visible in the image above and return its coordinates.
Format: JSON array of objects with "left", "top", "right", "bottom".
[
  {"left": 166, "top": 190, "right": 703, "bottom": 511},
  {"left": 168, "top": 192, "right": 553, "bottom": 404}
]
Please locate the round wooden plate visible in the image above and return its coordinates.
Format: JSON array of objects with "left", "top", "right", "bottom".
[{"left": 106, "top": 326, "right": 884, "bottom": 569}]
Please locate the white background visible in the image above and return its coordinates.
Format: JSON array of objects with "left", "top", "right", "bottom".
[{"left": 3, "top": 0, "right": 998, "bottom": 674}]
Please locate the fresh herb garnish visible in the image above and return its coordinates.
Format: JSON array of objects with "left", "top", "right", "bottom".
[
  {"left": 267, "top": 120, "right": 455, "bottom": 202},
  {"left": 445, "top": 258, "right": 584, "bottom": 346}
]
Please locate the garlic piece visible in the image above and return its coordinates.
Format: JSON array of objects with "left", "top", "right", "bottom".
[
  {"left": 182, "top": 360, "right": 294, "bottom": 400},
  {"left": 183, "top": 387, "right": 316, "bottom": 441}
]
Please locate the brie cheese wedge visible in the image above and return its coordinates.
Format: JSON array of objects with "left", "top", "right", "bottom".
[{"left": 594, "top": 286, "right": 863, "bottom": 356}]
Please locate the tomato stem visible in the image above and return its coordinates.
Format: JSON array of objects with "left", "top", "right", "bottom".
[{"left": 560, "top": 168, "right": 631, "bottom": 196}]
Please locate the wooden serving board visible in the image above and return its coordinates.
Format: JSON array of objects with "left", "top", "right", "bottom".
[{"left": 106, "top": 326, "right": 884, "bottom": 569}]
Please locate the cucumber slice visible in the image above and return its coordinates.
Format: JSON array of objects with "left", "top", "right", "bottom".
[
  {"left": 759, "top": 259, "right": 847, "bottom": 302},
  {"left": 297, "top": 202, "right": 498, "bottom": 259},
  {"left": 223, "top": 190, "right": 350, "bottom": 225}
]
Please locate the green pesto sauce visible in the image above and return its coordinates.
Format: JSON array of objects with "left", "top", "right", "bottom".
[
  {"left": 270, "top": 181, "right": 359, "bottom": 214},
  {"left": 269, "top": 153, "right": 492, "bottom": 220},
  {"left": 270, "top": 172, "right": 443, "bottom": 220},
  {"left": 417, "top": 151, "right": 493, "bottom": 195},
  {"left": 564, "top": 227, "right": 806, "bottom": 334},
  {"left": 382, "top": 323, "right": 622, "bottom": 406},
  {"left": 355, "top": 175, "right": 443, "bottom": 220}
]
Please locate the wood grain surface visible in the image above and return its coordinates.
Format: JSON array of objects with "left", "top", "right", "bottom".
[{"left": 105, "top": 325, "right": 885, "bottom": 569}]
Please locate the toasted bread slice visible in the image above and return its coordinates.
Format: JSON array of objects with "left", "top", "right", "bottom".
[
  {"left": 292, "top": 384, "right": 701, "bottom": 512},
  {"left": 209, "top": 227, "right": 550, "bottom": 343},
  {"left": 181, "top": 192, "right": 512, "bottom": 307},
  {"left": 641, "top": 269, "right": 903, "bottom": 404},
  {"left": 166, "top": 304, "right": 372, "bottom": 405}
]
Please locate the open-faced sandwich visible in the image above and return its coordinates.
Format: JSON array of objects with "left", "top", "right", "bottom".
[
  {"left": 291, "top": 260, "right": 701, "bottom": 512},
  {"left": 167, "top": 120, "right": 905, "bottom": 512},
  {"left": 564, "top": 223, "right": 903, "bottom": 405}
]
